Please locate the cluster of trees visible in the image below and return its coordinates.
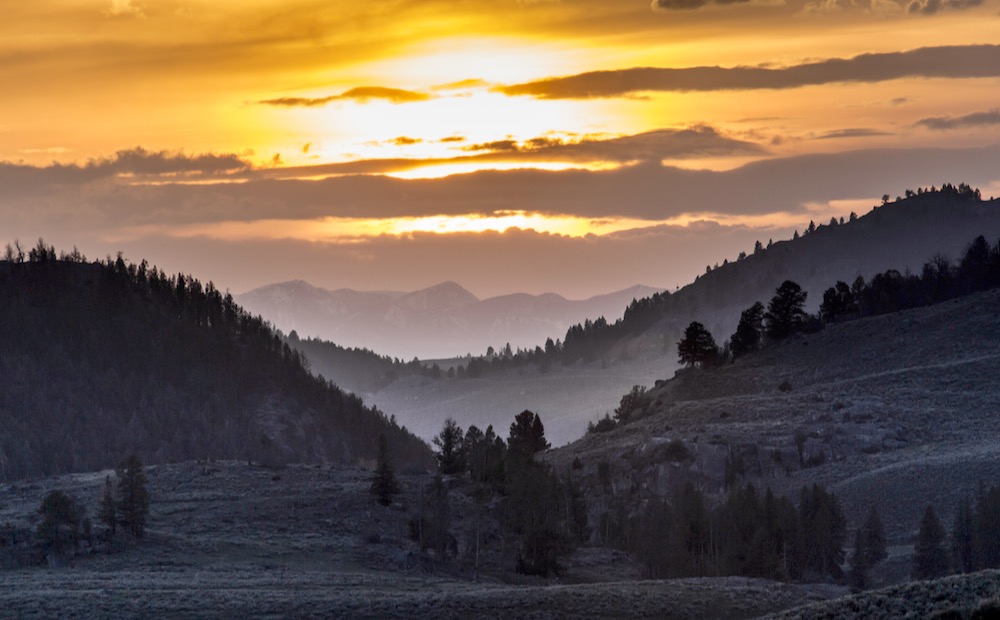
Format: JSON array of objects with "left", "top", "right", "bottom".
[
  {"left": 599, "top": 481, "right": 871, "bottom": 583},
  {"left": 898, "top": 182, "right": 982, "bottom": 202},
  {"left": 0, "top": 239, "right": 433, "bottom": 480},
  {"left": 374, "top": 410, "right": 586, "bottom": 577},
  {"left": 911, "top": 486, "right": 1000, "bottom": 582},
  {"left": 677, "top": 232, "right": 1000, "bottom": 370},
  {"left": 676, "top": 279, "right": 812, "bottom": 367},
  {"left": 847, "top": 507, "right": 889, "bottom": 591},
  {"left": 819, "top": 235, "right": 1000, "bottom": 321},
  {"left": 587, "top": 385, "right": 649, "bottom": 434},
  {"left": 34, "top": 454, "right": 151, "bottom": 562}
]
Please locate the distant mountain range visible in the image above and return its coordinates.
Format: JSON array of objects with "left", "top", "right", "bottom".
[{"left": 236, "top": 281, "right": 663, "bottom": 360}]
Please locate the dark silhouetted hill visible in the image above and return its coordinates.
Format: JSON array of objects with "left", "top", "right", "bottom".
[{"left": 0, "top": 251, "right": 432, "bottom": 481}]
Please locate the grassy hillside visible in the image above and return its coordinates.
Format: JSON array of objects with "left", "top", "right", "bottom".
[
  {"left": 0, "top": 248, "right": 432, "bottom": 481},
  {"left": 549, "top": 286, "right": 1000, "bottom": 586}
]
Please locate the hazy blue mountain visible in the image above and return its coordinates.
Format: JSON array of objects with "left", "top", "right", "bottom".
[{"left": 237, "top": 280, "right": 663, "bottom": 359}]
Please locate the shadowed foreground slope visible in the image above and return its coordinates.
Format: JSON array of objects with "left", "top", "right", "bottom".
[{"left": 0, "top": 461, "right": 837, "bottom": 619}]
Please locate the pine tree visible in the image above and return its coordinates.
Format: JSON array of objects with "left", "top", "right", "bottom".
[
  {"left": 98, "top": 475, "right": 117, "bottom": 535},
  {"left": 848, "top": 528, "right": 869, "bottom": 592},
  {"left": 370, "top": 433, "right": 399, "bottom": 507},
  {"left": 730, "top": 302, "right": 765, "bottom": 358},
  {"left": 116, "top": 454, "right": 150, "bottom": 539},
  {"left": 764, "top": 281, "right": 808, "bottom": 340},
  {"left": 36, "top": 490, "right": 84, "bottom": 555},
  {"left": 613, "top": 385, "right": 647, "bottom": 424},
  {"left": 508, "top": 410, "right": 550, "bottom": 460},
  {"left": 429, "top": 474, "right": 452, "bottom": 559},
  {"left": 864, "top": 506, "right": 888, "bottom": 566},
  {"left": 913, "top": 505, "right": 948, "bottom": 580},
  {"left": 433, "top": 418, "right": 466, "bottom": 475},
  {"left": 677, "top": 321, "right": 718, "bottom": 368},
  {"left": 564, "top": 475, "right": 590, "bottom": 545},
  {"left": 797, "top": 484, "right": 846, "bottom": 578},
  {"left": 951, "top": 496, "right": 975, "bottom": 573},
  {"left": 975, "top": 485, "right": 1000, "bottom": 568}
]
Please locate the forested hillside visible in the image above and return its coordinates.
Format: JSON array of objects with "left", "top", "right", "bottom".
[
  {"left": 0, "top": 243, "right": 432, "bottom": 481},
  {"left": 456, "top": 185, "right": 1000, "bottom": 374}
]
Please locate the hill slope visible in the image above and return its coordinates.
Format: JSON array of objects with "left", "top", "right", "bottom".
[
  {"left": 570, "top": 189, "right": 1000, "bottom": 361},
  {"left": 549, "top": 287, "right": 1000, "bottom": 582},
  {"left": 0, "top": 254, "right": 432, "bottom": 481}
]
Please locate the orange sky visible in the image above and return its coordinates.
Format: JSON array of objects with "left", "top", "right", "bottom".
[{"left": 2, "top": 0, "right": 999, "bottom": 297}]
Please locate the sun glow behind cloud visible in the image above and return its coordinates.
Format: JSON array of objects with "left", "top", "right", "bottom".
[
  {"left": 117, "top": 212, "right": 641, "bottom": 243},
  {"left": 110, "top": 207, "right": 846, "bottom": 247},
  {"left": 267, "top": 37, "right": 631, "bottom": 170}
]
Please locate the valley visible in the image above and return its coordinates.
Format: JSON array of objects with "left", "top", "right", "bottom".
[
  {"left": 0, "top": 461, "right": 842, "bottom": 619},
  {"left": 2, "top": 283, "right": 999, "bottom": 617},
  {"left": 2, "top": 191, "right": 1000, "bottom": 618}
]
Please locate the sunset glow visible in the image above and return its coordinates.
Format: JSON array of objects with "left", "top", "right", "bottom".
[{"left": 2, "top": 0, "right": 999, "bottom": 297}]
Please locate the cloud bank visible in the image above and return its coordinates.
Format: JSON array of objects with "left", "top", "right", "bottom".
[
  {"left": 259, "top": 87, "right": 431, "bottom": 107},
  {"left": 496, "top": 45, "right": 1000, "bottom": 98},
  {"left": 916, "top": 109, "right": 1000, "bottom": 130}
]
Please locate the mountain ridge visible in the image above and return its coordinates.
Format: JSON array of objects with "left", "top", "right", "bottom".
[{"left": 237, "top": 280, "right": 664, "bottom": 359}]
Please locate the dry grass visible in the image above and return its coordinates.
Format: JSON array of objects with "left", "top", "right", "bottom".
[
  {"left": 0, "top": 461, "right": 839, "bottom": 619},
  {"left": 764, "top": 570, "right": 1000, "bottom": 619}
]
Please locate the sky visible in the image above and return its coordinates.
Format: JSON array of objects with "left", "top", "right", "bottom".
[{"left": 2, "top": 0, "right": 1000, "bottom": 299}]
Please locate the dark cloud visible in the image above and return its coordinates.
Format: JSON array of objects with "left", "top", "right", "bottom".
[
  {"left": 463, "top": 140, "right": 521, "bottom": 153},
  {"left": 652, "top": 0, "right": 752, "bottom": 10},
  {"left": 525, "top": 137, "right": 566, "bottom": 149},
  {"left": 259, "top": 87, "right": 430, "bottom": 107},
  {"left": 496, "top": 45, "right": 1000, "bottom": 98},
  {"left": 0, "top": 147, "right": 250, "bottom": 190},
  {"left": 815, "top": 128, "right": 893, "bottom": 140},
  {"left": 915, "top": 109, "right": 1000, "bottom": 130},
  {"left": 99, "top": 147, "right": 250, "bottom": 176},
  {"left": 907, "top": 0, "right": 983, "bottom": 14},
  {"left": 525, "top": 126, "right": 763, "bottom": 161},
  {"left": 264, "top": 126, "right": 763, "bottom": 174},
  {"left": 456, "top": 126, "right": 764, "bottom": 160},
  {"left": 390, "top": 137, "right": 423, "bottom": 146},
  {"left": 6, "top": 144, "right": 999, "bottom": 233}
]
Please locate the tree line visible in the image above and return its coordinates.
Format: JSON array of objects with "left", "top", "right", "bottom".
[
  {"left": 674, "top": 232, "right": 1000, "bottom": 371},
  {"left": 598, "top": 479, "right": 881, "bottom": 582}
]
